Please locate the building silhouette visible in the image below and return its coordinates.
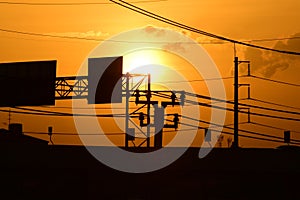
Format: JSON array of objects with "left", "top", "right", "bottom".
[{"left": 0, "top": 128, "right": 300, "bottom": 200}]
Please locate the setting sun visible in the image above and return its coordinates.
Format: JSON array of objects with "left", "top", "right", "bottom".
[{"left": 123, "top": 49, "right": 167, "bottom": 83}]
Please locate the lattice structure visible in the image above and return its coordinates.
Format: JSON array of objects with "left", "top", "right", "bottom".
[
  {"left": 55, "top": 76, "right": 88, "bottom": 99},
  {"left": 54, "top": 74, "right": 184, "bottom": 148}
]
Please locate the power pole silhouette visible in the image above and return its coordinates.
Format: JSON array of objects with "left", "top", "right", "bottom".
[
  {"left": 233, "top": 57, "right": 239, "bottom": 148},
  {"left": 233, "top": 57, "right": 250, "bottom": 148},
  {"left": 125, "top": 73, "right": 130, "bottom": 148},
  {"left": 146, "top": 74, "right": 151, "bottom": 148}
]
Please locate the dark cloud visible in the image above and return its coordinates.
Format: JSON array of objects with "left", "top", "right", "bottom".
[
  {"left": 242, "top": 33, "right": 300, "bottom": 78},
  {"left": 275, "top": 33, "right": 300, "bottom": 52}
]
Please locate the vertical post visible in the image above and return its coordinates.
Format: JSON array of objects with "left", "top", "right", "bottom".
[
  {"left": 154, "top": 106, "right": 160, "bottom": 148},
  {"left": 154, "top": 105, "right": 164, "bottom": 148},
  {"left": 247, "top": 63, "right": 251, "bottom": 76},
  {"left": 146, "top": 73, "right": 151, "bottom": 147},
  {"left": 248, "top": 85, "right": 251, "bottom": 99},
  {"left": 8, "top": 108, "right": 11, "bottom": 128},
  {"left": 125, "top": 73, "right": 130, "bottom": 148},
  {"left": 233, "top": 56, "right": 239, "bottom": 148},
  {"left": 284, "top": 130, "right": 290, "bottom": 145},
  {"left": 248, "top": 109, "right": 251, "bottom": 123},
  {"left": 48, "top": 126, "right": 54, "bottom": 145}
]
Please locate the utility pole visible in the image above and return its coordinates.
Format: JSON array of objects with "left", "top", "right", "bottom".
[
  {"left": 233, "top": 56, "right": 239, "bottom": 148},
  {"left": 125, "top": 73, "right": 130, "bottom": 148},
  {"left": 233, "top": 57, "right": 250, "bottom": 148},
  {"left": 124, "top": 73, "right": 181, "bottom": 148},
  {"left": 146, "top": 73, "right": 151, "bottom": 147}
]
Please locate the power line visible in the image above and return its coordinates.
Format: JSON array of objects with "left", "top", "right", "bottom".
[
  {"left": 186, "top": 98, "right": 300, "bottom": 122},
  {"left": 242, "top": 36, "right": 300, "bottom": 43},
  {"left": 223, "top": 131, "right": 291, "bottom": 145},
  {"left": 237, "top": 102, "right": 300, "bottom": 116},
  {"left": 158, "top": 76, "right": 234, "bottom": 84},
  {"left": 41, "top": 106, "right": 133, "bottom": 110},
  {"left": 249, "top": 121, "right": 300, "bottom": 134},
  {"left": 109, "top": 0, "right": 300, "bottom": 56},
  {"left": 0, "top": 108, "right": 61, "bottom": 116},
  {"left": 235, "top": 126, "right": 298, "bottom": 142},
  {"left": 1, "top": 93, "right": 299, "bottom": 122},
  {"left": 1, "top": 34, "right": 80, "bottom": 43},
  {"left": 177, "top": 118, "right": 300, "bottom": 145},
  {"left": 191, "top": 117, "right": 284, "bottom": 141},
  {"left": 0, "top": 28, "right": 107, "bottom": 42},
  {"left": 181, "top": 116, "right": 300, "bottom": 144},
  {"left": 247, "top": 75, "right": 300, "bottom": 87},
  {"left": 0, "top": 107, "right": 125, "bottom": 118},
  {"left": 17, "top": 106, "right": 126, "bottom": 117},
  {"left": 24, "top": 121, "right": 300, "bottom": 145},
  {"left": 24, "top": 131, "right": 124, "bottom": 136},
  {"left": 247, "top": 98, "right": 300, "bottom": 111},
  {"left": 185, "top": 92, "right": 300, "bottom": 121},
  {"left": 199, "top": 36, "right": 300, "bottom": 44},
  {"left": 2, "top": 105, "right": 299, "bottom": 145},
  {"left": 3, "top": 27, "right": 298, "bottom": 46},
  {"left": 2, "top": 1, "right": 300, "bottom": 49},
  {"left": 1, "top": 1, "right": 299, "bottom": 53},
  {"left": 4, "top": 26, "right": 297, "bottom": 48},
  {"left": 0, "top": 28, "right": 218, "bottom": 44},
  {"left": 246, "top": 110, "right": 299, "bottom": 122},
  {"left": 186, "top": 93, "right": 300, "bottom": 121},
  {"left": 0, "top": 0, "right": 166, "bottom": 6},
  {"left": 209, "top": 126, "right": 291, "bottom": 144},
  {"left": 0, "top": 28, "right": 234, "bottom": 45},
  {"left": 193, "top": 95, "right": 300, "bottom": 121}
]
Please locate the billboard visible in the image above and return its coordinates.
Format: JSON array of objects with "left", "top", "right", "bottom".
[
  {"left": 0, "top": 60, "right": 56, "bottom": 107},
  {"left": 88, "top": 56, "right": 123, "bottom": 104}
]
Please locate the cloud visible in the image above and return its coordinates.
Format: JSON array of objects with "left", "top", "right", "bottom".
[
  {"left": 275, "top": 33, "right": 300, "bottom": 52},
  {"left": 163, "top": 42, "right": 186, "bottom": 53},
  {"left": 242, "top": 33, "right": 300, "bottom": 78},
  {"left": 142, "top": 25, "right": 192, "bottom": 53},
  {"left": 50, "top": 30, "right": 110, "bottom": 39},
  {"left": 144, "top": 25, "right": 166, "bottom": 37},
  {"left": 178, "top": 29, "right": 192, "bottom": 37},
  {"left": 195, "top": 36, "right": 225, "bottom": 44},
  {"left": 143, "top": 25, "right": 192, "bottom": 38}
]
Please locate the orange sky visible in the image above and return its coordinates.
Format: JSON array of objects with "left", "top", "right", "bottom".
[{"left": 0, "top": 0, "right": 299, "bottom": 148}]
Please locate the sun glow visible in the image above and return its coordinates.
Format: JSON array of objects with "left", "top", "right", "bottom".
[
  {"left": 123, "top": 49, "right": 166, "bottom": 82},
  {"left": 122, "top": 48, "right": 206, "bottom": 93}
]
